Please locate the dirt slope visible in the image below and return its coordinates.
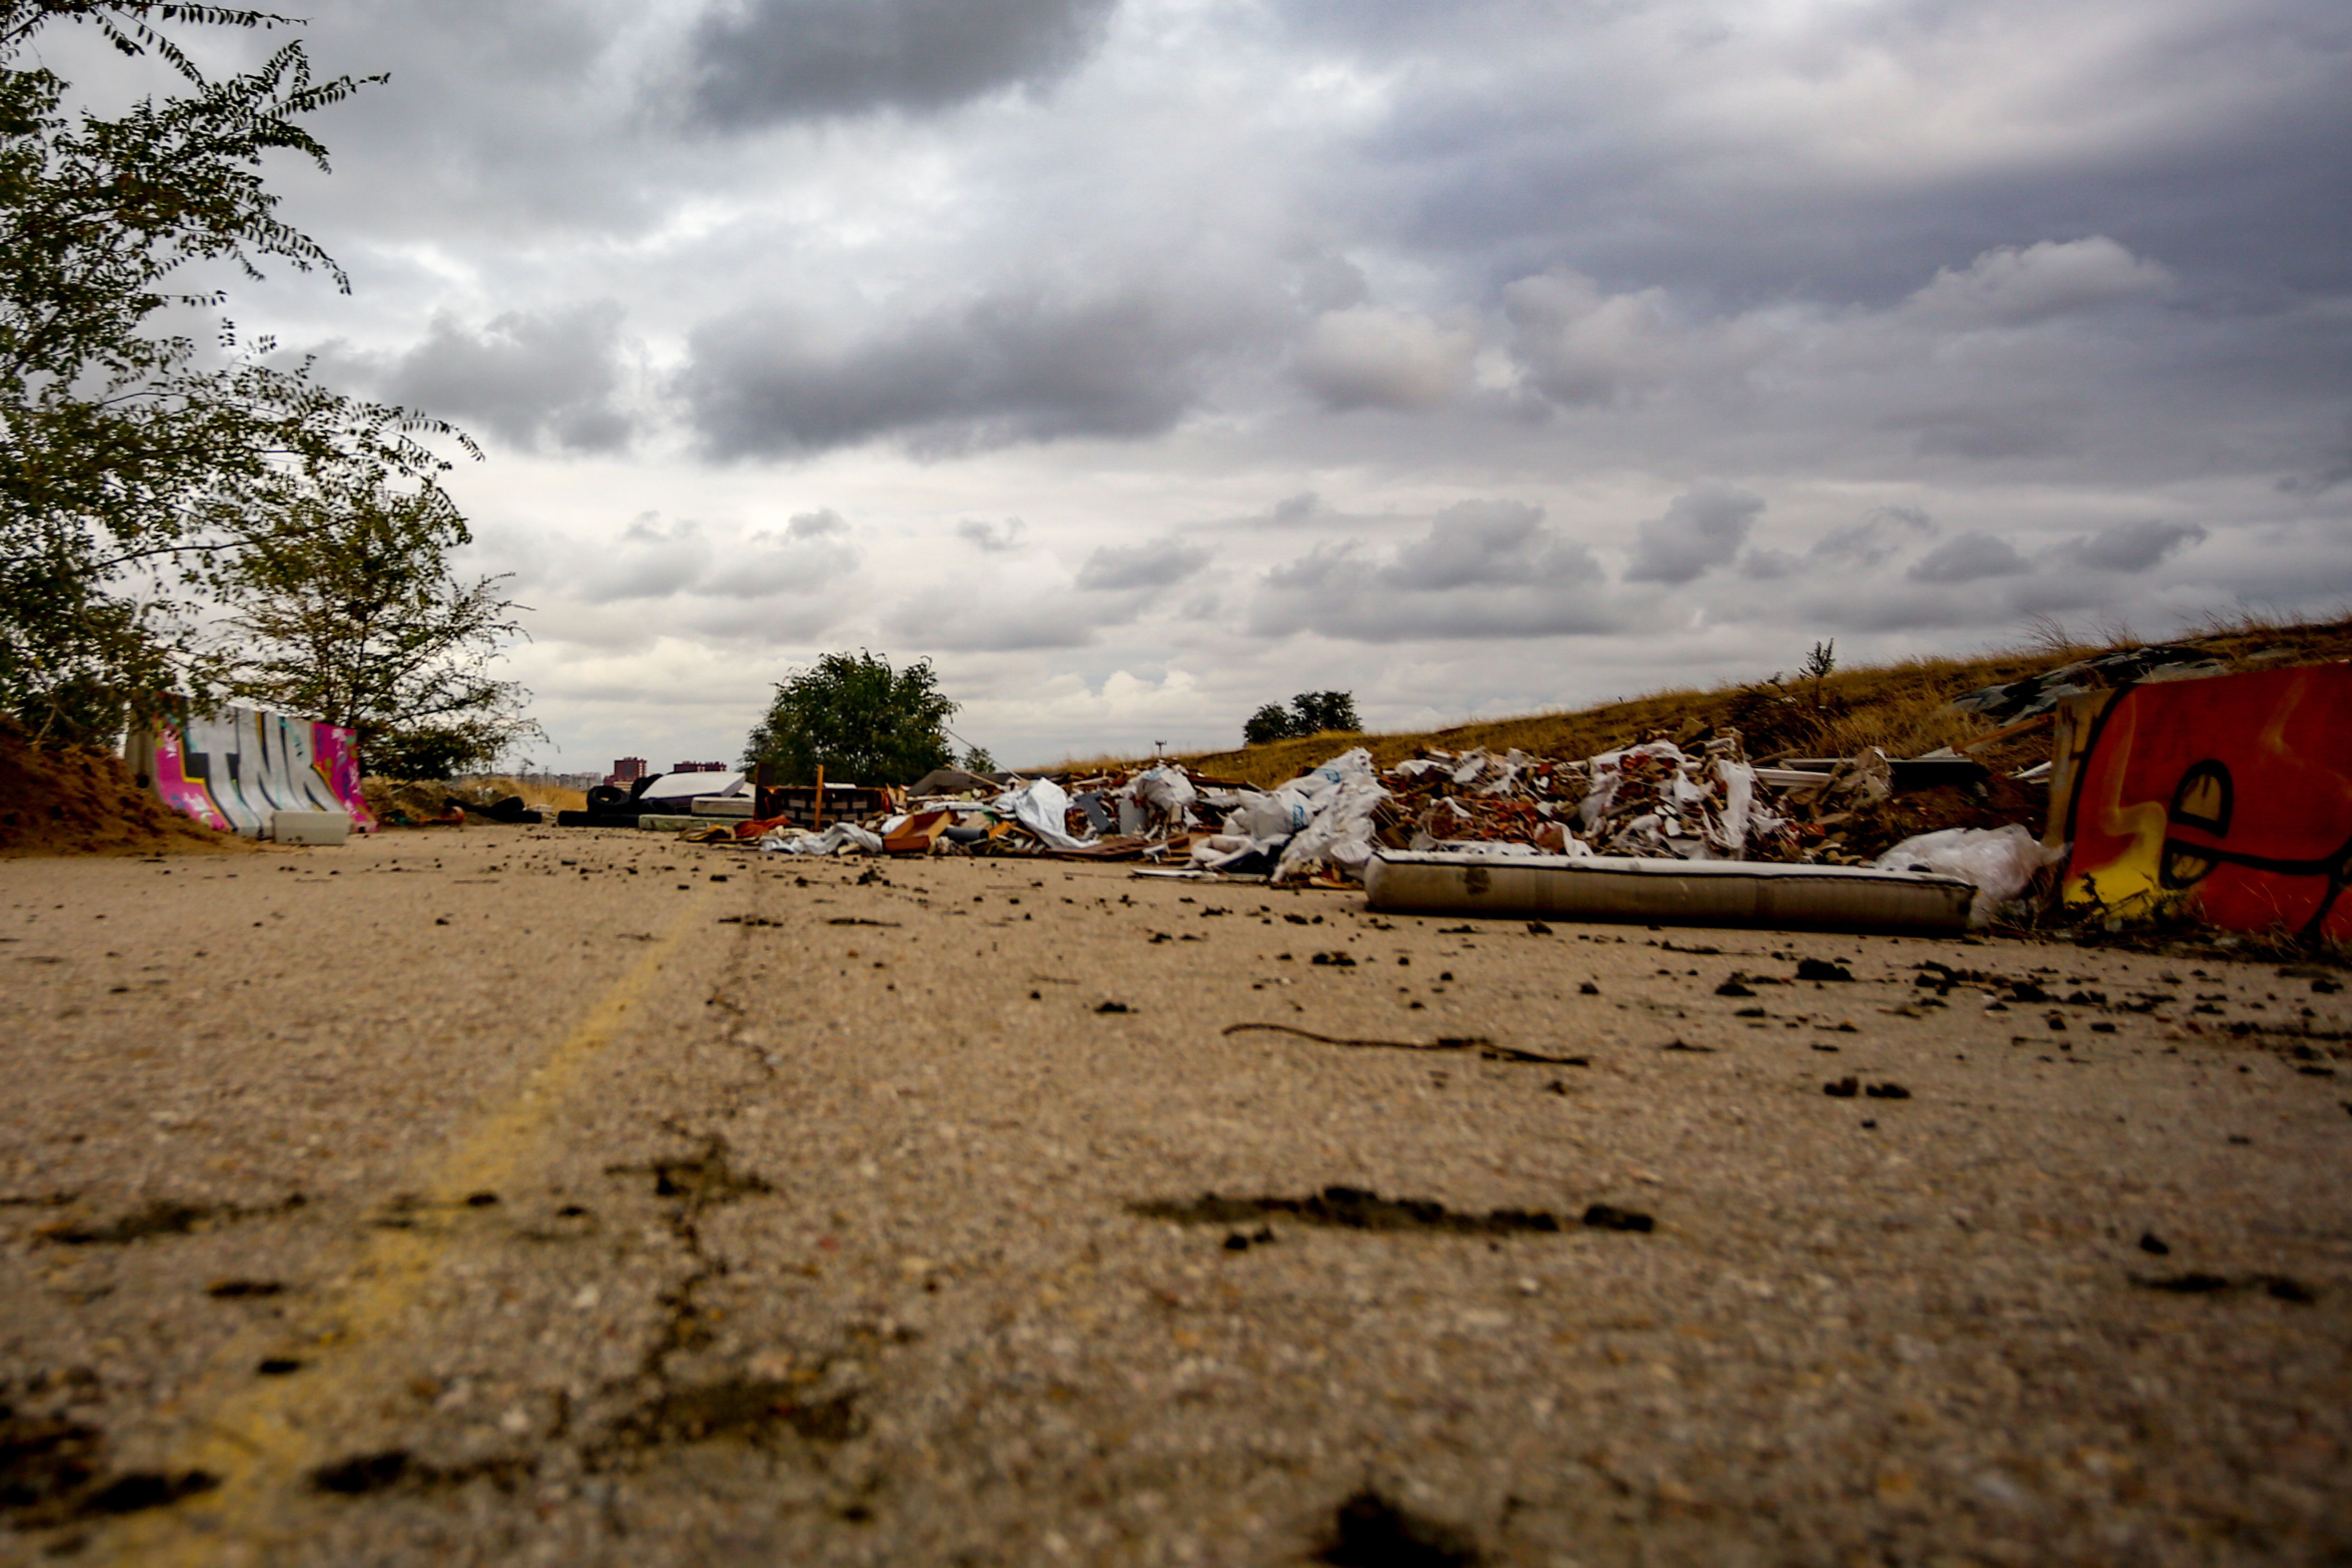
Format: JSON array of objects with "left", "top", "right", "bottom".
[{"left": 0, "top": 720, "right": 251, "bottom": 858}]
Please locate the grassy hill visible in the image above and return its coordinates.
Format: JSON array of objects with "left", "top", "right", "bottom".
[{"left": 1055, "top": 611, "right": 2352, "bottom": 788}]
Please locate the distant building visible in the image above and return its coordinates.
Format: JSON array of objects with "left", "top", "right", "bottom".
[
  {"left": 608, "top": 757, "right": 647, "bottom": 786},
  {"left": 670, "top": 761, "right": 728, "bottom": 773}
]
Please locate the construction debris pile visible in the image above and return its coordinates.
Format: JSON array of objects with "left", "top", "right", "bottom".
[
  {"left": 326, "top": 648, "right": 2352, "bottom": 939},
  {"left": 588, "top": 718, "right": 2057, "bottom": 923}
]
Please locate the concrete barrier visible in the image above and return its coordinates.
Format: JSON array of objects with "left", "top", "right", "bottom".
[{"left": 128, "top": 704, "right": 376, "bottom": 838}]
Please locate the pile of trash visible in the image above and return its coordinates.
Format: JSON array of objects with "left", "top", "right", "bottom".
[
  {"left": 690, "top": 721, "right": 2056, "bottom": 916},
  {"left": 363, "top": 778, "right": 555, "bottom": 826}
]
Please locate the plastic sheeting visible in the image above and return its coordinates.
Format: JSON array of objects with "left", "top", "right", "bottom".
[
  {"left": 1274, "top": 775, "right": 1389, "bottom": 883},
  {"left": 1131, "top": 765, "right": 1197, "bottom": 818},
  {"left": 994, "top": 778, "right": 1090, "bottom": 851},
  {"left": 1236, "top": 787, "right": 1314, "bottom": 840},
  {"left": 758, "top": 822, "right": 885, "bottom": 856},
  {"left": 1874, "top": 825, "right": 2065, "bottom": 926}
]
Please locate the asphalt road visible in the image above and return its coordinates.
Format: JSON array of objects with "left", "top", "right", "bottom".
[{"left": 2, "top": 825, "right": 2347, "bottom": 1566}]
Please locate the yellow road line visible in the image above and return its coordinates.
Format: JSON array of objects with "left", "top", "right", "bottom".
[{"left": 92, "top": 883, "right": 719, "bottom": 1565}]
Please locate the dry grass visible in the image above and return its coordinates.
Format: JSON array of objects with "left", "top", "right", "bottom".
[{"left": 1115, "top": 613, "right": 2352, "bottom": 788}]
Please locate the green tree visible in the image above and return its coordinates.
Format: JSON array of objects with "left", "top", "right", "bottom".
[
  {"left": 1243, "top": 690, "right": 1359, "bottom": 746},
  {"left": 0, "top": 2, "right": 471, "bottom": 741},
  {"left": 1291, "top": 690, "right": 1360, "bottom": 735},
  {"left": 1802, "top": 639, "right": 1836, "bottom": 710},
  {"left": 959, "top": 743, "right": 997, "bottom": 774},
  {"left": 215, "top": 461, "right": 537, "bottom": 778},
  {"left": 1243, "top": 702, "right": 1294, "bottom": 746},
  {"left": 744, "top": 651, "right": 957, "bottom": 786}
]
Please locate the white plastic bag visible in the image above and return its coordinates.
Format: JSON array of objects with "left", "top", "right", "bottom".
[
  {"left": 1873, "top": 824, "right": 2064, "bottom": 925},
  {"left": 1134, "top": 766, "right": 1197, "bottom": 818},
  {"left": 1273, "top": 776, "right": 1388, "bottom": 883},
  {"left": 1289, "top": 747, "right": 1375, "bottom": 804},
  {"left": 1239, "top": 787, "right": 1315, "bottom": 840}
]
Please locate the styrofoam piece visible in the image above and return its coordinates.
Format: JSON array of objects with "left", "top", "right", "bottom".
[
  {"left": 689, "top": 796, "right": 757, "bottom": 817},
  {"left": 638, "top": 771, "right": 746, "bottom": 804},
  {"left": 270, "top": 811, "right": 351, "bottom": 846},
  {"left": 1363, "top": 850, "right": 1974, "bottom": 933}
]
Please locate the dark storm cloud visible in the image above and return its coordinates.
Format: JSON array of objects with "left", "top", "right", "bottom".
[
  {"left": 885, "top": 585, "right": 1118, "bottom": 651},
  {"left": 679, "top": 282, "right": 1266, "bottom": 458},
  {"left": 1284, "top": 0, "right": 2352, "bottom": 308},
  {"left": 1075, "top": 537, "right": 1212, "bottom": 591},
  {"left": 686, "top": 0, "right": 1117, "bottom": 127},
  {"left": 957, "top": 518, "right": 1029, "bottom": 553},
  {"left": 245, "top": 2, "right": 664, "bottom": 242},
  {"left": 377, "top": 302, "right": 635, "bottom": 454},
  {"left": 1906, "top": 533, "right": 2031, "bottom": 585},
  {"left": 702, "top": 509, "right": 860, "bottom": 597},
  {"left": 1624, "top": 487, "right": 1765, "bottom": 586},
  {"left": 2279, "top": 431, "right": 2352, "bottom": 497},
  {"left": 1252, "top": 501, "right": 1619, "bottom": 640},
  {"left": 544, "top": 509, "right": 856, "bottom": 608},
  {"left": 161, "top": 0, "right": 2352, "bottom": 768},
  {"left": 2056, "top": 520, "right": 2209, "bottom": 573},
  {"left": 1292, "top": 306, "right": 1473, "bottom": 411},
  {"left": 570, "top": 517, "right": 714, "bottom": 604}
]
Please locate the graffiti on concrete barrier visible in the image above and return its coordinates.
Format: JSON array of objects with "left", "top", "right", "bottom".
[
  {"left": 2053, "top": 664, "right": 2352, "bottom": 941},
  {"left": 130, "top": 704, "right": 376, "bottom": 838}
]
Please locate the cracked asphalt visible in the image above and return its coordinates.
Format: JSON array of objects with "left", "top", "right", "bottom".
[{"left": 3, "top": 825, "right": 2349, "bottom": 1566}]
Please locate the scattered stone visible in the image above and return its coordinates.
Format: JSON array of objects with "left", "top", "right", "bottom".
[
  {"left": 1316, "top": 1488, "right": 1480, "bottom": 1568},
  {"left": 2136, "top": 1272, "right": 2231, "bottom": 1294}
]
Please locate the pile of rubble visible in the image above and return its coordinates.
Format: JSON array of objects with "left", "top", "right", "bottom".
[{"left": 673, "top": 722, "right": 2051, "bottom": 903}]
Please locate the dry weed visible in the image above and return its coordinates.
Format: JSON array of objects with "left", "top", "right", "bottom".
[{"left": 1135, "top": 613, "right": 2352, "bottom": 787}]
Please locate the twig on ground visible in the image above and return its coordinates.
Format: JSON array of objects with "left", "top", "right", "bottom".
[{"left": 1220, "top": 1021, "right": 1587, "bottom": 1066}]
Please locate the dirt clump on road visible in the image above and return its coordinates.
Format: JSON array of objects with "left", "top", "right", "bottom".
[{"left": 0, "top": 719, "right": 248, "bottom": 859}]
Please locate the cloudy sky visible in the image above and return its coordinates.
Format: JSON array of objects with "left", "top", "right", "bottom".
[{"left": 64, "top": 0, "right": 2352, "bottom": 769}]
